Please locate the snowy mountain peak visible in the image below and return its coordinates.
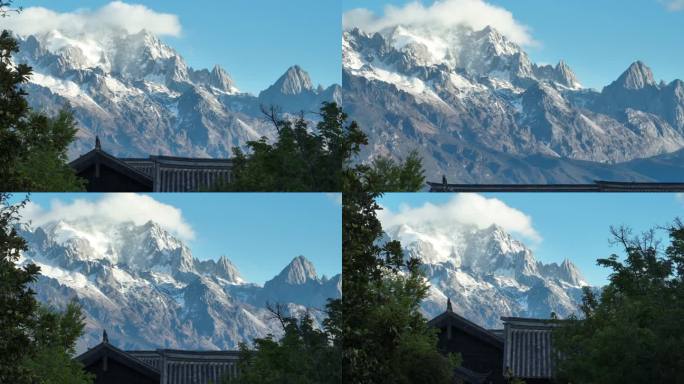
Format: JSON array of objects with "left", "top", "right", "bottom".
[
  {"left": 554, "top": 60, "right": 581, "bottom": 88},
  {"left": 613, "top": 61, "right": 656, "bottom": 90},
  {"left": 383, "top": 221, "right": 588, "bottom": 327},
  {"left": 24, "top": 219, "right": 189, "bottom": 272},
  {"left": 473, "top": 25, "right": 521, "bottom": 57},
  {"left": 262, "top": 65, "right": 313, "bottom": 95},
  {"left": 209, "top": 64, "right": 235, "bottom": 92},
  {"left": 15, "top": 26, "right": 337, "bottom": 159},
  {"left": 272, "top": 65, "right": 313, "bottom": 95},
  {"left": 17, "top": 220, "right": 339, "bottom": 352},
  {"left": 559, "top": 258, "right": 587, "bottom": 287},
  {"left": 274, "top": 255, "right": 319, "bottom": 285},
  {"left": 215, "top": 255, "right": 243, "bottom": 283}
]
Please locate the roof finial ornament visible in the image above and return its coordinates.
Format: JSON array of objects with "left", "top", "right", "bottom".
[
  {"left": 102, "top": 329, "right": 109, "bottom": 344},
  {"left": 95, "top": 135, "right": 101, "bottom": 150},
  {"left": 447, "top": 297, "right": 453, "bottom": 312}
]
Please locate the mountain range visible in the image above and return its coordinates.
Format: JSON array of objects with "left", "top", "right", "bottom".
[
  {"left": 17, "top": 219, "right": 341, "bottom": 353},
  {"left": 384, "top": 221, "right": 588, "bottom": 328},
  {"left": 343, "top": 24, "right": 684, "bottom": 184},
  {"left": 14, "top": 28, "right": 341, "bottom": 159}
]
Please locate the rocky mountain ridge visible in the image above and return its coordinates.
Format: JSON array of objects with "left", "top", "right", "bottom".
[
  {"left": 343, "top": 24, "right": 684, "bottom": 184},
  {"left": 385, "top": 221, "right": 588, "bottom": 328},
  {"left": 17, "top": 219, "right": 341, "bottom": 353},
  {"left": 14, "top": 28, "right": 340, "bottom": 159}
]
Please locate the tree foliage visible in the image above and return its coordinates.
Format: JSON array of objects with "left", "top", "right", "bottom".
[
  {"left": 554, "top": 223, "right": 684, "bottom": 383},
  {"left": 340, "top": 163, "right": 456, "bottom": 383},
  {"left": 0, "top": 193, "right": 37, "bottom": 383},
  {"left": 0, "top": 193, "right": 91, "bottom": 383},
  {"left": 0, "top": 29, "right": 84, "bottom": 191},
  {"left": 227, "top": 307, "right": 340, "bottom": 384},
  {"left": 22, "top": 303, "right": 94, "bottom": 384},
  {"left": 217, "top": 102, "right": 425, "bottom": 192}
]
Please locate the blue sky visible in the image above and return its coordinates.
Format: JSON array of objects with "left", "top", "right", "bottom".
[
  {"left": 16, "top": 0, "right": 341, "bottom": 94},
  {"left": 11, "top": 193, "right": 342, "bottom": 285},
  {"left": 343, "top": 0, "right": 684, "bottom": 90},
  {"left": 378, "top": 193, "right": 684, "bottom": 286}
]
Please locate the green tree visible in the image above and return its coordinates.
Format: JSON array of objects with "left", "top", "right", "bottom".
[
  {"left": 0, "top": 193, "right": 91, "bottom": 383},
  {"left": 22, "top": 303, "right": 94, "bottom": 384},
  {"left": 554, "top": 224, "right": 684, "bottom": 383},
  {"left": 216, "top": 102, "right": 424, "bottom": 192},
  {"left": 227, "top": 306, "right": 340, "bottom": 384},
  {"left": 362, "top": 151, "right": 425, "bottom": 192},
  {"left": 341, "top": 164, "right": 457, "bottom": 383},
  {"left": 0, "top": 28, "right": 84, "bottom": 191},
  {"left": 0, "top": 193, "right": 38, "bottom": 383}
]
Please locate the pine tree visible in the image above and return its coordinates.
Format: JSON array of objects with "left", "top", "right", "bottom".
[
  {"left": 215, "top": 103, "right": 424, "bottom": 192},
  {"left": 554, "top": 224, "right": 684, "bottom": 383},
  {"left": 0, "top": 28, "right": 84, "bottom": 191},
  {"left": 0, "top": 193, "right": 91, "bottom": 383},
  {"left": 341, "top": 166, "right": 456, "bottom": 383},
  {"left": 226, "top": 307, "right": 340, "bottom": 384},
  {"left": 0, "top": 193, "right": 39, "bottom": 383},
  {"left": 21, "top": 303, "right": 94, "bottom": 384}
]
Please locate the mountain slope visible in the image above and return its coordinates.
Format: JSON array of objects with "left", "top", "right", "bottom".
[
  {"left": 385, "top": 222, "right": 588, "bottom": 328},
  {"left": 343, "top": 25, "right": 684, "bottom": 183},
  {"left": 17, "top": 220, "right": 341, "bottom": 353},
  {"left": 14, "top": 28, "right": 340, "bottom": 159}
]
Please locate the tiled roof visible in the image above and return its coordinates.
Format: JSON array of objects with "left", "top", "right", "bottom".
[
  {"left": 501, "top": 317, "right": 561, "bottom": 379},
  {"left": 428, "top": 309, "right": 504, "bottom": 349},
  {"left": 128, "top": 349, "right": 241, "bottom": 384},
  {"left": 428, "top": 180, "right": 684, "bottom": 192},
  {"left": 127, "top": 350, "right": 163, "bottom": 371},
  {"left": 123, "top": 156, "right": 233, "bottom": 192},
  {"left": 75, "top": 342, "right": 160, "bottom": 381},
  {"left": 69, "top": 148, "right": 154, "bottom": 188}
]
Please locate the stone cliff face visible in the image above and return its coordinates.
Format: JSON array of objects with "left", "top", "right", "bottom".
[
  {"left": 343, "top": 25, "right": 684, "bottom": 184},
  {"left": 14, "top": 29, "right": 340, "bottom": 160},
  {"left": 385, "top": 222, "right": 588, "bottom": 328},
  {"left": 18, "top": 220, "right": 341, "bottom": 353}
]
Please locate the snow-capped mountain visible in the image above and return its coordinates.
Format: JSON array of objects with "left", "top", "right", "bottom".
[
  {"left": 384, "top": 222, "right": 588, "bottom": 328},
  {"left": 343, "top": 24, "right": 684, "bottom": 184},
  {"left": 14, "top": 28, "right": 340, "bottom": 159},
  {"left": 17, "top": 219, "right": 341, "bottom": 353}
]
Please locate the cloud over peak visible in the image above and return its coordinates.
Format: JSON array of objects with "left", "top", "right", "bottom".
[
  {"left": 23, "top": 194, "right": 195, "bottom": 241},
  {"left": 378, "top": 194, "right": 541, "bottom": 244},
  {"left": 3, "top": 1, "right": 182, "bottom": 37},
  {"left": 343, "top": 0, "right": 536, "bottom": 47}
]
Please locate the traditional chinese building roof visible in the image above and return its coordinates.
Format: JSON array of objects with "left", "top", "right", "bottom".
[
  {"left": 75, "top": 333, "right": 160, "bottom": 384},
  {"left": 69, "top": 137, "right": 232, "bottom": 192},
  {"left": 428, "top": 178, "right": 684, "bottom": 192},
  {"left": 428, "top": 299, "right": 506, "bottom": 384},
  {"left": 122, "top": 156, "right": 232, "bottom": 192},
  {"left": 76, "top": 330, "right": 241, "bottom": 384},
  {"left": 428, "top": 299, "right": 505, "bottom": 350},
  {"left": 501, "top": 317, "right": 561, "bottom": 380},
  {"left": 129, "top": 349, "right": 241, "bottom": 384},
  {"left": 69, "top": 141, "right": 154, "bottom": 192}
]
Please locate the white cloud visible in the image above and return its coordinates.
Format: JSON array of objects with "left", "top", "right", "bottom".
[
  {"left": 378, "top": 193, "right": 541, "bottom": 243},
  {"left": 343, "top": 0, "right": 536, "bottom": 46},
  {"left": 663, "top": 0, "right": 684, "bottom": 10},
  {"left": 23, "top": 194, "right": 194, "bottom": 241},
  {"left": 2, "top": 1, "right": 181, "bottom": 37}
]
